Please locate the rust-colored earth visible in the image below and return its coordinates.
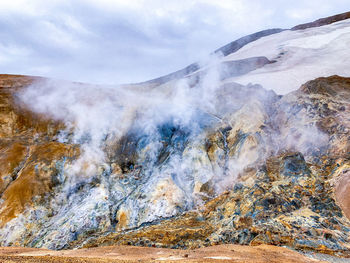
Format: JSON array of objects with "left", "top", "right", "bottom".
[{"left": 0, "top": 244, "right": 326, "bottom": 263}]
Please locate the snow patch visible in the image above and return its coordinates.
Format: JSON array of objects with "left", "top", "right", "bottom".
[{"left": 223, "top": 18, "right": 350, "bottom": 94}]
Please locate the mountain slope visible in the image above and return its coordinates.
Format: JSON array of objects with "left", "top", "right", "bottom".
[
  {"left": 74, "top": 75, "right": 350, "bottom": 256},
  {"left": 0, "top": 12, "right": 350, "bottom": 259},
  {"left": 137, "top": 11, "right": 350, "bottom": 95}
]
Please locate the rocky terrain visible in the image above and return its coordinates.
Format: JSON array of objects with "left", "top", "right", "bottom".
[
  {"left": 74, "top": 75, "right": 350, "bottom": 257},
  {"left": 0, "top": 11, "right": 350, "bottom": 262}
]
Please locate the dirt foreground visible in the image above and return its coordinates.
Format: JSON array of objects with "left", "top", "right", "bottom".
[{"left": 0, "top": 244, "right": 328, "bottom": 263}]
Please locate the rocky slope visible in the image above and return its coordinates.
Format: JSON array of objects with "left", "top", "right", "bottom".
[
  {"left": 75, "top": 75, "right": 350, "bottom": 257},
  {"left": 0, "top": 12, "right": 350, "bottom": 260}
]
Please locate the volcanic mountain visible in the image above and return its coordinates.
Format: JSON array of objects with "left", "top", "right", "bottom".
[{"left": 1, "top": 11, "right": 350, "bottom": 262}]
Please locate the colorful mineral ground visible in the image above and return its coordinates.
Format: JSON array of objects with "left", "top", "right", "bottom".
[{"left": 0, "top": 8, "right": 350, "bottom": 263}]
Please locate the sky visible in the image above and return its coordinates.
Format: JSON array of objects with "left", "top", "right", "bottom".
[{"left": 0, "top": 0, "right": 349, "bottom": 85}]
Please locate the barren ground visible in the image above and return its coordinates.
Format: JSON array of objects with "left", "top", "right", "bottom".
[{"left": 0, "top": 244, "right": 328, "bottom": 262}]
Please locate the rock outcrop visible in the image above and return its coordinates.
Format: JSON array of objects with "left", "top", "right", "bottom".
[{"left": 291, "top": 11, "right": 350, "bottom": 30}]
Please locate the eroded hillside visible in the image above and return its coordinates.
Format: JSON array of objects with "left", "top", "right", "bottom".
[
  {"left": 0, "top": 12, "right": 350, "bottom": 260},
  {"left": 0, "top": 74, "right": 349, "bottom": 258}
]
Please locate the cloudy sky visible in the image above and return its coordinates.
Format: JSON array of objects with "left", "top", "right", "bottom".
[{"left": 0, "top": 0, "right": 349, "bottom": 85}]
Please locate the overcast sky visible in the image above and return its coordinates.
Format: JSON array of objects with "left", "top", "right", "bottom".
[{"left": 0, "top": 0, "right": 349, "bottom": 85}]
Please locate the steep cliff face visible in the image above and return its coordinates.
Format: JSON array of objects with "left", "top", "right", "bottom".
[{"left": 0, "top": 13, "right": 350, "bottom": 258}]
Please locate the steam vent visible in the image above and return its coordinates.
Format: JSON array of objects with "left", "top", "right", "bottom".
[{"left": 1, "top": 11, "right": 350, "bottom": 263}]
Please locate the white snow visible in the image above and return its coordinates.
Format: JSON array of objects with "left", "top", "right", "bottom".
[
  {"left": 222, "top": 18, "right": 350, "bottom": 94},
  {"left": 286, "top": 26, "right": 350, "bottom": 49}
]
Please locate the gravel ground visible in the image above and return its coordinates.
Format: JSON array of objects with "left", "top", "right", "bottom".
[{"left": 0, "top": 244, "right": 331, "bottom": 262}]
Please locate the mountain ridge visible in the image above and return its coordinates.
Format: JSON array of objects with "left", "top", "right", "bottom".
[{"left": 137, "top": 11, "right": 350, "bottom": 88}]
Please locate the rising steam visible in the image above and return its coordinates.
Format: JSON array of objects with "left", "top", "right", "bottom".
[
  {"left": 18, "top": 53, "right": 329, "bottom": 194},
  {"left": 4, "top": 53, "right": 329, "bottom": 249}
]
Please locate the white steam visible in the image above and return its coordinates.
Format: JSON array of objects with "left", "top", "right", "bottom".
[
  {"left": 17, "top": 52, "right": 329, "bottom": 194},
  {"left": 11, "top": 53, "right": 331, "bottom": 245}
]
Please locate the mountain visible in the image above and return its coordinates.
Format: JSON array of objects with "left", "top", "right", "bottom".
[{"left": 0, "top": 11, "right": 350, "bottom": 261}]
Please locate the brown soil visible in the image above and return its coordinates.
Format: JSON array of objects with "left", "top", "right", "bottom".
[{"left": 0, "top": 244, "right": 326, "bottom": 262}]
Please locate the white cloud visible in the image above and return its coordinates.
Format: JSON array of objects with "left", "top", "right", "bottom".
[{"left": 0, "top": 0, "right": 348, "bottom": 84}]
